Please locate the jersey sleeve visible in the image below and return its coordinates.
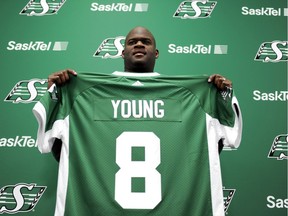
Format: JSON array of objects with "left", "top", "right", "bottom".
[
  {"left": 208, "top": 87, "right": 243, "bottom": 149},
  {"left": 32, "top": 84, "right": 65, "bottom": 153}
]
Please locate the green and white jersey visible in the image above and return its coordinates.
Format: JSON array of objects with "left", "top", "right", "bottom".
[{"left": 33, "top": 71, "right": 242, "bottom": 216}]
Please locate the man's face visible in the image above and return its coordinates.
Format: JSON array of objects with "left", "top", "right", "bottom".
[{"left": 122, "top": 27, "right": 159, "bottom": 72}]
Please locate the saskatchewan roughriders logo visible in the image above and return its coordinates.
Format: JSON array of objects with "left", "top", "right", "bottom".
[
  {"left": 255, "top": 41, "right": 288, "bottom": 62},
  {"left": 93, "top": 36, "right": 125, "bottom": 59},
  {"left": 0, "top": 183, "right": 46, "bottom": 214},
  {"left": 268, "top": 134, "right": 288, "bottom": 160},
  {"left": 173, "top": 0, "right": 217, "bottom": 19},
  {"left": 223, "top": 188, "right": 236, "bottom": 213},
  {"left": 19, "top": 0, "right": 66, "bottom": 16},
  {"left": 4, "top": 79, "right": 47, "bottom": 103}
]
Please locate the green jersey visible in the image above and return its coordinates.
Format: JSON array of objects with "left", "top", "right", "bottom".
[{"left": 33, "top": 71, "right": 242, "bottom": 216}]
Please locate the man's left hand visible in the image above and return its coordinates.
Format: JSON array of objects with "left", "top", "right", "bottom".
[{"left": 208, "top": 74, "right": 232, "bottom": 90}]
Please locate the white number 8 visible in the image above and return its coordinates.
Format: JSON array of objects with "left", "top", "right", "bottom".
[{"left": 115, "top": 132, "right": 161, "bottom": 209}]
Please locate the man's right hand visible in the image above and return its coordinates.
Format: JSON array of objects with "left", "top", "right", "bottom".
[{"left": 47, "top": 69, "right": 77, "bottom": 89}]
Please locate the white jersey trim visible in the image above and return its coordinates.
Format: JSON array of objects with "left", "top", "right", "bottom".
[
  {"left": 206, "top": 96, "right": 242, "bottom": 216},
  {"left": 32, "top": 101, "right": 69, "bottom": 216},
  {"left": 33, "top": 102, "right": 51, "bottom": 153},
  {"left": 112, "top": 71, "right": 160, "bottom": 77},
  {"left": 206, "top": 113, "right": 225, "bottom": 216},
  {"left": 54, "top": 116, "right": 69, "bottom": 216}
]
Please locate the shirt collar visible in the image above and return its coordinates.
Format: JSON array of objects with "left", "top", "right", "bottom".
[{"left": 112, "top": 71, "right": 160, "bottom": 77}]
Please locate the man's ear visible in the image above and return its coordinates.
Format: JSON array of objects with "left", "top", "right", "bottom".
[
  {"left": 155, "top": 49, "right": 159, "bottom": 59},
  {"left": 121, "top": 50, "right": 125, "bottom": 59}
]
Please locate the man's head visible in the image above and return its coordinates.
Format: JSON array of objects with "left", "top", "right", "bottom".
[{"left": 122, "top": 26, "right": 159, "bottom": 72}]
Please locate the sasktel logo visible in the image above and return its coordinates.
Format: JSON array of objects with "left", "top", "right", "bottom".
[
  {"left": 242, "top": 6, "right": 288, "bottom": 16},
  {"left": 255, "top": 41, "right": 288, "bottom": 62},
  {"left": 266, "top": 195, "right": 288, "bottom": 209},
  {"left": 173, "top": 0, "right": 217, "bottom": 19},
  {"left": 4, "top": 79, "right": 47, "bottom": 103},
  {"left": 168, "top": 43, "right": 228, "bottom": 54},
  {"left": 90, "top": 3, "right": 149, "bottom": 12},
  {"left": 253, "top": 90, "right": 288, "bottom": 101},
  {"left": 0, "top": 183, "right": 46, "bottom": 214},
  {"left": 93, "top": 36, "right": 125, "bottom": 59},
  {"left": 0, "top": 136, "right": 37, "bottom": 148},
  {"left": 20, "top": 0, "right": 66, "bottom": 16},
  {"left": 7, "top": 41, "right": 68, "bottom": 51}
]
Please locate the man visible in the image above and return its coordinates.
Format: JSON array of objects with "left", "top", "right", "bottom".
[{"left": 33, "top": 26, "right": 242, "bottom": 216}]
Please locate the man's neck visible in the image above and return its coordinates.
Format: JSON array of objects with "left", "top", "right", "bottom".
[
  {"left": 124, "top": 65, "right": 154, "bottom": 73},
  {"left": 124, "top": 68, "right": 154, "bottom": 73}
]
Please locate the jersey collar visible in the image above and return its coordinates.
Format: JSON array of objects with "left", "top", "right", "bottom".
[{"left": 112, "top": 71, "right": 160, "bottom": 77}]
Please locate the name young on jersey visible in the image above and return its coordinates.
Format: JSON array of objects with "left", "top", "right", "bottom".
[
  {"left": 112, "top": 99, "right": 164, "bottom": 119},
  {"left": 94, "top": 98, "right": 181, "bottom": 121}
]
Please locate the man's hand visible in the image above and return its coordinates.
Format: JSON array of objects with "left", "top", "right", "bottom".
[
  {"left": 208, "top": 74, "right": 232, "bottom": 90},
  {"left": 47, "top": 69, "right": 77, "bottom": 89}
]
